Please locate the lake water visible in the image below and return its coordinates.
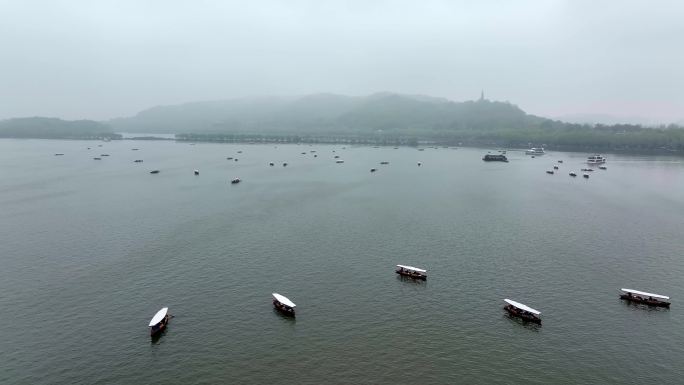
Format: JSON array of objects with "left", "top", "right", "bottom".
[{"left": 1, "top": 139, "right": 683, "bottom": 384}]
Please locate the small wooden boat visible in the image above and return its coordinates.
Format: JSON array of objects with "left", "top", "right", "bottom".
[
  {"left": 569, "top": 172, "right": 577, "bottom": 177},
  {"left": 553, "top": 165, "right": 559, "bottom": 170},
  {"left": 546, "top": 170, "right": 554, "bottom": 174},
  {"left": 583, "top": 173, "right": 589, "bottom": 178},
  {"left": 334, "top": 155, "right": 340, "bottom": 159},
  {"left": 503, "top": 299, "right": 541, "bottom": 324},
  {"left": 150, "top": 170, "right": 160, "bottom": 174},
  {"left": 620, "top": 288, "right": 670, "bottom": 307},
  {"left": 231, "top": 178, "right": 241, "bottom": 184},
  {"left": 149, "top": 307, "right": 170, "bottom": 336},
  {"left": 272, "top": 293, "right": 296, "bottom": 316},
  {"left": 395, "top": 264, "right": 427, "bottom": 280},
  {"left": 269, "top": 162, "right": 274, "bottom": 166},
  {"left": 194, "top": 170, "right": 199, "bottom": 175},
  {"left": 301, "top": 152, "right": 307, "bottom": 155},
  {"left": 370, "top": 168, "right": 377, "bottom": 172}
]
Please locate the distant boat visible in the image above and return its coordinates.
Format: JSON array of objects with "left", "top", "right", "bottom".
[
  {"left": 370, "top": 168, "right": 377, "bottom": 172},
  {"left": 503, "top": 299, "right": 541, "bottom": 324},
  {"left": 234, "top": 158, "right": 238, "bottom": 162},
  {"left": 569, "top": 172, "right": 577, "bottom": 177},
  {"left": 418, "top": 148, "right": 425, "bottom": 151},
  {"left": 301, "top": 152, "right": 307, "bottom": 155},
  {"left": 93, "top": 157, "right": 102, "bottom": 160},
  {"left": 546, "top": 170, "right": 554, "bottom": 174},
  {"left": 334, "top": 155, "right": 340, "bottom": 159},
  {"left": 149, "top": 307, "right": 170, "bottom": 337},
  {"left": 553, "top": 165, "right": 559, "bottom": 170},
  {"left": 336, "top": 160, "right": 344, "bottom": 164},
  {"left": 417, "top": 162, "right": 422, "bottom": 166},
  {"left": 231, "top": 178, "right": 241, "bottom": 184},
  {"left": 132, "top": 148, "right": 139, "bottom": 151},
  {"left": 557, "top": 160, "right": 563, "bottom": 163},
  {"left": 525, "top": 147, "right": 545, "bottom": 155},
  {"left": 134, "top": 160, "right": 143, "bottom": 163},
  {"left": 581, "top": 168, "right": 594, "bottom": 172},
  {"left": 150, "top": 170, "right": 160, "bottom": 174},
  {"left": 272, "top": 293, "right": 296, "bottom": 316},
  {"left": 583, "top": 173, "right": 589, "bottom": 178},
  {"left": 482, "top": 154, "right": 508, "bottom": 162},
  {"left": 269, "top": 162, "right": 274, "bottom": 166},
  {"left": 395, "top": 264, "right": 427, "bottom": 280},
  {"left": 599, "top": 166, "right": 607, "bottom": 170},
  {"left": 237, "top": 151, "right": 242, "bottom": 153},
  {"left": 194, "top": 170, "right": 199, "bottom": 175},
  {"left": 587, "top": 155, "right": 606, "bottom": 164},
  {"left": 101, "top": 154, "right": 110, "bottom": 157},
  {"left": 54, "top": 153, "right": 64, "bottom": 156},
  {"left": 380, "top": 161, "right": 389, "bottom": 165},
  {"left": 283, "top": 163, "right": 288, "bottom": 167},
  {"left": 314, "top": 154, "right": 318, "bottom": 158},
  {"left": 619, "top": 288, "right": 670, "bottom": 308},
  {"left": 226, "top": 157, "right": 233, "bottom": 160}
]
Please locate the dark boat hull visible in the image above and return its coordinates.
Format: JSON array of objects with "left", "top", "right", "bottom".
[
  {"left": 395, "top": 270, "right": 427, "bottom": 280},
  {"left": 620, "top": 295, "right": 670, "bottom": 307},
  {"left": 504, "top": 307, "right": 541, "bottom": 324},
  {"left": 150, "top": 315, "right": 169, "bottom": 336},
  {"left": 273, "top": 300, "right": 295, "bottom": 316}
]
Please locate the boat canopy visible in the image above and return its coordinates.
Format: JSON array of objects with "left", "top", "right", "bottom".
[
  {"left": 504, "top": 299, "right": 541, "bottom": 315},
  {"left": 621, "top": 288, "right": 669, "bottom": 300},
  {"left": 149, "top": 307, "right": 168, "bottom": 327},
  {"left": 272, "top": 293, "right": 296, "bottom": 308},
  {"left": 396, "top": 264, "right": 427, "bottom": 273}
]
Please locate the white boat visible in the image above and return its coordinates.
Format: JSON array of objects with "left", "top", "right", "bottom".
[
  {"left": 620, "top": 288, "right": 670, "bottom": 307},
  {"left": 503, "top": 299, "right": 541, "bottom": 324},
  {"left": 587, "top": 155, "right": 606, "bottom": 164},
  {"left": 272, "top": 293, "right": 296, "bottom": 315},
  {"left": 395, "top": 264, "right": 427, "bottom": 280},
  {"left": 525, "top": 147, "right": 545, "bottom": 155},
  {"left": 194, "top": 169, "right": 199, "bottom": 175},
  {"left": 149, "top": 307, "right": 169, "bottom": 336}
]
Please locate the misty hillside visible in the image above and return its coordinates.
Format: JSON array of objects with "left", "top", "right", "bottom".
[
  {"left": 0, "top": 117, "right": 119, "bottom": 139},
  {"left": 109, "top": 93, "right": 541, "bottom": 135}
]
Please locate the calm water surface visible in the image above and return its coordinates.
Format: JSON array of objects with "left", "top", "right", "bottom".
[{"left": 1, "top": 139, "right": 683, "bottom": 384}]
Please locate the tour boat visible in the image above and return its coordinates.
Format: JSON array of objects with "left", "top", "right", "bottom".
[
  {"left": 620, "top": 288, "right": 670, "bottom": 307},
  {"left": 150, "top": 170, "right": 160, "bottom": 174},
  {"left": 525, "top": 147, "right": 545, "bottom": 156},
  {"left": 587, "top": 155, "right": 606, "bottom": 164},
  {"left": 149, "top": 307, "right": 170, "bottom": 336},
  {"left": 194, "top": 170, "right": 199, "bottom": 175},
  {"left": 231, "top": 178, "right": 241, "bottom": 184},
  {"left": 503, "top": 299, "right": 541, "bottom": 324},
  {"left": 482, "top": 154, "right": 508, "bottom": 162},
  {"left": 395, "top": 264, "right": 427, "bottom": 280},
  {"left": 569, "top": 172, "right": 577, "bottom": 177},
  {"left": 272, "top": 293, "right": 296, "bottom": 316}
]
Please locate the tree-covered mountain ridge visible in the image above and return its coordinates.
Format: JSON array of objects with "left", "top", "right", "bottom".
[{"left": 110, "top": 93, "right": 683, "bottom": 151}]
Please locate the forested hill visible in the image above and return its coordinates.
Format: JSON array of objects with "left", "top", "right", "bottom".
[
  {"left": 108, "top": 93, "right": 538, "bottom": 134},
  {"left": 0, "top": 117, "right": 119, "bottom": 139},
  {"left": 109, "top": 93, "right": 684, "bottom": 152}
]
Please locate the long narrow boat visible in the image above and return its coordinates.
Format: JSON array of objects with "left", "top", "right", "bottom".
[
  {"left": 503, "top": 299, "right": 541, "bottom": 324},
  {"left": 620, "top": 288, "right": 670, "bottom": 307},
  {"left": 272, "top": 293, "right": 296, "bottom": 316},
  {"left": 395, "top": 264, "right": 427, "bottom": 280},
  {"left": 149, "top": 307, "right": 170, "bottom": 336}
]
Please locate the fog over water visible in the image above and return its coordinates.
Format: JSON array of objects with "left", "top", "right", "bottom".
[{"left": 1, "top": 0, "right": 683, "bottom": 123}]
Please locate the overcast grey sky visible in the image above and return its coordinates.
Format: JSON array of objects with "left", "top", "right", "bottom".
[{"left": 1, "top": 0, "right": 682, "bottom": 122}]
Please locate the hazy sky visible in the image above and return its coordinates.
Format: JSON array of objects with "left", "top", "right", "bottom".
[{"left": 1, "top": 0, "right": 682, "bottom": 122}]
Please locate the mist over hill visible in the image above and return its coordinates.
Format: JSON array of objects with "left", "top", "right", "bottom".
[{"left": 0, "top": 117, "right": 119, "bottom": 140}]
